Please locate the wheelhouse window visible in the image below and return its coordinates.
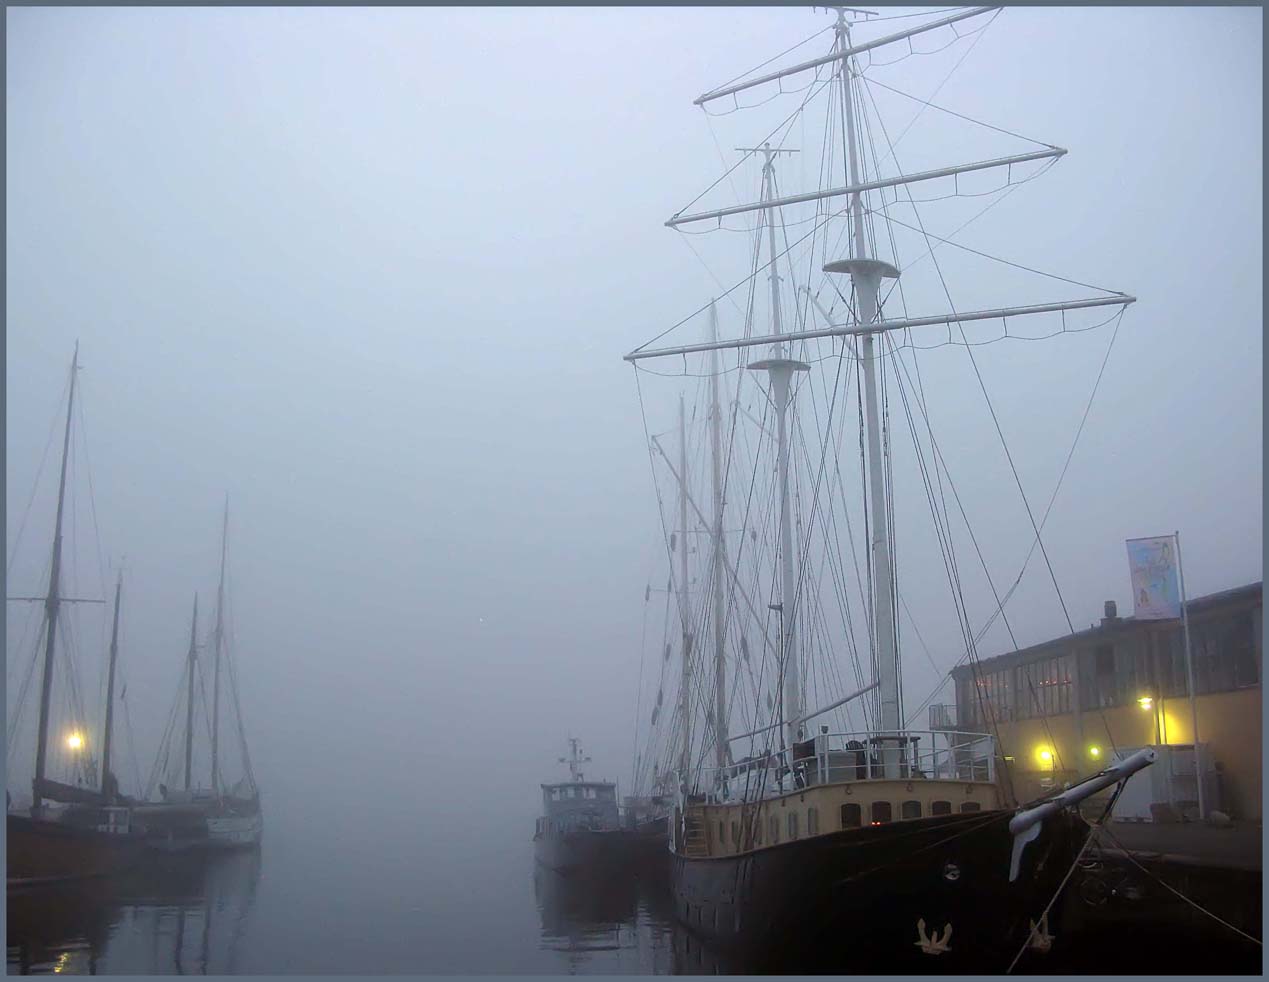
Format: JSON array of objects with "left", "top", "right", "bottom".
[
  {"left": 960, "top": 801, "right": 981, "bottom": 813},
  {"left": 807, "top": 807, "right": 819, "bottom": 835},
  {"left": 769, "top": 815, "right": 780, "bottom": 844},
  {"left": 901, "top": 800, "right": 922, "bottom": 820},
  {"left": 931, "top": 800, "right": 952, "bottom": 816},
  {"left": 787, "top": 812, "right": 799, "bottom": 840},
  {"left": 840, "top": 803, "right": 861, "bottom": 829},
  {"left": 871, "top": 801, "right": 892, "bottom": 825}
]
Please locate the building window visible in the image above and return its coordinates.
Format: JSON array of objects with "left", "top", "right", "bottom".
[
  {"left": 901, "top": 800, "right": 922, "bottom": 820},
  {"left": 1092, "top": 644, "right": 1118, "bottom": 708},
  {"left": 931, "top": 800, "right": 952, "bottom": 816},
  {"left": 960, "top": 801, "right": 981, "bottom": 813},
  {"left": 1234, "top": 613, "right": 1260, "bottom": 687},
  {"left": 807, "top": 807, "right": 819, "bottom": 835},
  {"left": 871, "top": 801, "right": 892, "bottom": 825},
  {"left": 840, "top": 803, "right": 861, "bottom": 829}
]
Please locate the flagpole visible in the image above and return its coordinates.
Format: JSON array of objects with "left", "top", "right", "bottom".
[{"left": 1173, "top": 530, "right": 1205, "bottom": 821}]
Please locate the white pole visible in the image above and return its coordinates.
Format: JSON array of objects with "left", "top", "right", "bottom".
[
  {"left": 747, "top": 144, "right": 806, "bottom": 752},
  {"left": 708, "top": 301, "right": 730, "bottom": 779},
  {"left": 838, "top": 13, "right": 901, "bottom": 776},
  {"left": 678, "top": 396, "right": 693, "bottom": 790},
  {"left": 1173, "top": 531, "right": 1206, "bottom": 820}
]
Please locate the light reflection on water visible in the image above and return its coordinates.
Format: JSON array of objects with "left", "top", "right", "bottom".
[{"left": 7, "top": 849, "right": 261, "bottom": 975}]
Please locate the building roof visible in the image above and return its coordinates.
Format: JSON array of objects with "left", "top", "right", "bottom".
[{"left": 949, "top": 581, "right": 1262, "bottom": 681}]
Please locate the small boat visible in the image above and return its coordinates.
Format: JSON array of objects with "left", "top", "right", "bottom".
[{"left": 534, "top": 738, "right": 629, "bottom": 875}]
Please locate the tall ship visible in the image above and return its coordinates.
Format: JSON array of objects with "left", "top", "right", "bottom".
[
  {"left": 135, "top": 500, "right": 261, "bottom": 851},
  {"left": 623, "top": 6, "right": 1155, "bottom": 972},
  {"left": 534, "top": 738, "right": 629, "bottom": 875},
  {"left": 6, "top": 346, "right": 145, "bottom": 887}
]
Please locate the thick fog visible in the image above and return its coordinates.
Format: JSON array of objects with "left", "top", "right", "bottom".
[{"left": 6, "top": 3, "right": 1262, "bottom": 878}]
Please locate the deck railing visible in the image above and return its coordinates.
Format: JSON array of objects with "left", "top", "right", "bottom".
[{"left": 697, "top": 729, "right": 996, "bottom": 804}]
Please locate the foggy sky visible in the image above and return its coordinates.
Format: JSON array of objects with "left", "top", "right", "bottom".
[{"left": 6, "top": 6, "right": 1262, "bottom": 835}]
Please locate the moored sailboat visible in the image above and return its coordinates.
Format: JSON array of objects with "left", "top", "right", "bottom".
[
  {"left": 624, "top": 6, "right": 1156, "bottom": 971},
  {"left": 6, "top": 346, "right": 145, "bottom": 888},
  {"left": 136, "top": 500, "right": 261, "bottom": 851}
]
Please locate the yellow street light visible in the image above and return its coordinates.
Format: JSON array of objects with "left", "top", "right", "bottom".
[{"left": 65, "top": 732, "right": 84, "bottom": 751}]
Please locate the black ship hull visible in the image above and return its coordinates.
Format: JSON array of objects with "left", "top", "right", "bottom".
[
  {"left": 534, "top": 826, "right": 629, "bottom": 875},
  {"left": 7, "top": 814, "right": 146, "bottom": 889},
  {"left": 671, "top": 806, "right": 1088, "bottom": 973}
]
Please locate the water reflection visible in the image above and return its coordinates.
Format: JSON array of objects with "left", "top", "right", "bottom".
[
  {"left": 533, "top": 862, "right": 679, "bottom": 975},
  {"left": 7, "top": 849, "right": 261, "bottom": 975}
]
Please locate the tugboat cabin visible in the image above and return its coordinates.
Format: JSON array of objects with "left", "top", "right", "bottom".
[{"left": 537, "top": 781, "right": 619, "bottom": 837}]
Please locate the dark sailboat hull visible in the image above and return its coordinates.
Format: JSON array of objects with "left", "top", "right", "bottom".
[
  {"left": 671, "top": 807, "right": 1088, "bottom": 973},
  {"left": 7, "top": 814, "right": 146, "bottom": 889}
]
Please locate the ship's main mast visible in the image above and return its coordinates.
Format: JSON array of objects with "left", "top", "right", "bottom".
[
  {"left": 32, "top": 345, "right": 79, "bottom": 811},
  {"left": 830, "top": 9, "right": 904, "bottom": 776}
]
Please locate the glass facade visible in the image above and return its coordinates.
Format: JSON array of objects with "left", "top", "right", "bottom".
[{"left": 955, "top": 590, "right": 1261, "bottom": 727}]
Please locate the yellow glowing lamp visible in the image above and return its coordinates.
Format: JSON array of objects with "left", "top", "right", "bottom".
[
  {"left": 1138, "top": 696, "right": 1154, "bottom": 710},
  {"left": 65, "top": 732, "right": 84, "bottom": 751},
  {"left": 1037, "top": 748, "right": 1053, "bottom": 764},
  {"left": 1089, "top": 746, "right": 1102, "bottom": 759}
]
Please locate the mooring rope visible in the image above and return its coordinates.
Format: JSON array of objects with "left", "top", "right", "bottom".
[{"left": 1097, "top": 824, "right": 1263, "bottom": 948}]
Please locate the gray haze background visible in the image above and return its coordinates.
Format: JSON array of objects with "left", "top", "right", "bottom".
[{"left": 5, "top": 5, "right": 1262, "bottom": 969}]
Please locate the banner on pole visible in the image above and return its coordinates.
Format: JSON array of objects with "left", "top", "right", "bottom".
[{"left": 1126, "top": 535, "right": 1182, "bottom": 620}]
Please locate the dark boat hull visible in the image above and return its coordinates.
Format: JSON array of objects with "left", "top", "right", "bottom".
[
  {"left": 7, "top": 814, "right": 145, "bottom": 889},
  {"left": 671, "top": 807, "right": 1088, "bottom": 973},
  {"left": 534, "top": 826, "right": 643, "bottom": 876}
]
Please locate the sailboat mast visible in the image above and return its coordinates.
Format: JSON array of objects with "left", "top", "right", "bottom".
[
  {"left": 677, "top": 395, "right": 694, "bottom": 785},
  {"left": 708, "top": 301, "right": 730, "bottom": 777},
  {"left": 184, "top": 594, "right": 199, "bottom": 792},
  {"left": 32, "top": 344, "right": 79, "bottom": 811},
  {"left": 748, "top": 146, "right": 807, "bottom": 751},
  {"left": 211, "top": 497, "right": 228, "bottom": 797},
  {"left": 100, "top": 569, "right": 123, "bottom": 802},
  {"left": 837, "top": 11, "right": 902, "bottom": 769}
]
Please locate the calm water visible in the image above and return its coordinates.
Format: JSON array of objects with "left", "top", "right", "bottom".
[
  {"left": 7, "top": 811, "right": 1261, "bottom": 974},
  {"left": 6, "top": 815, "right": 695, "bottom": 975}
]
